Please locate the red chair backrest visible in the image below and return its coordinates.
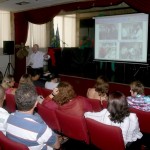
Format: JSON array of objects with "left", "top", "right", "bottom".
[
  {"left": 86, "top": 118, "right": 125, "bottom": 150},
  {"left": 0, "top": 132, "right": 29, "bottom": 150},
  {"left": 86, "top": 98, "right": 103, "bottom": 112},
  {"left": 36, "top": 86, "right": 52, "bottom": 98},
  {"left": 55, "top": 110, "right": 89, "bottom": 144},
  {"left": 37, "top": 104, "right": 61, "bottom": 132},
  {"left": 5, "top": 94, "right": 16, "bottom": 113},
  {"left": 41, "top": 88, "right": 52, "bottom": 98},
  {"left": 129, "top": 107, "right": 150, "bottom": 133}
]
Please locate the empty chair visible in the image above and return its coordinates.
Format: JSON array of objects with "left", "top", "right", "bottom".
[
  {"left": 130, "top": 107, "right": 150, "bottom": 133},
  {"left": 5, "top": 94, "right": 16, "bottom": 113},
  {"left": 86, "top": 118, "right": 125, "bottom": 150},
  {"left": 55, "top": 109, "right": 89, "bottom": 144},
  {"left": 0, "top": 131, "right": 29, "bottom": 150},
  {"left": 37, "top": 103, "right": 61, "bottom": 132}
]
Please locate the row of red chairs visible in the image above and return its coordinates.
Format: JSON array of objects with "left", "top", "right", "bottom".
[
  {"left": 4, "top": 90, "right": 150, "bottom": 149},
  {"left": 37, "top": 103, "right": 125, "bottom": 150}
]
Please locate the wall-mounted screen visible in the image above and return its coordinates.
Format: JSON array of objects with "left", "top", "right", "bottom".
[{"left": 94, "top": 13, "right": 149, "bottom": 63}]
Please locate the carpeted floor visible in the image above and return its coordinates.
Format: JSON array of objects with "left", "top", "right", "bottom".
[{"left": 60, "top": 138, "right": 99, "bottom": 150}]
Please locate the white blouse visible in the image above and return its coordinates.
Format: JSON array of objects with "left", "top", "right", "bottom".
[{"left": 84, "top": 109, "right": 143, "bottom": 145}]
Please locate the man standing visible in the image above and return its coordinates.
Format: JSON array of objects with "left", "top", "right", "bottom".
[
  {"left": 27, "top": 44, "right": 50, "bottom": 75},
  {"left": 6, "top": 84, "right": 60, "bottom": 150}
]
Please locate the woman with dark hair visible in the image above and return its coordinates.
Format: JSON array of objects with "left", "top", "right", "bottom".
[
  {"left": 42, "top": 81, "right": 92, "bottom": 116},
  {"left": 84, "top": 91, "right": 142, "bottom": 148}
]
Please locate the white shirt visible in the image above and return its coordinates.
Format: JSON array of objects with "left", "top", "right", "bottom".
[
  {"left": 0, "top": 107, "right": 9, "bottom": 135},
  {"left": 84, "top": 109, "right": 143, "bottom": 145},
  {"left": 28, "top": 51, "right": 49, "bottom": 69},
  {"left": 45, "top": 82, "right": 59, "bottom": 90}
]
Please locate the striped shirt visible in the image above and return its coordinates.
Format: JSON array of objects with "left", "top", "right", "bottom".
[
  {"left": 6, "top": 111, "right": 56, "bottom": 150},
  {"left": 84, "top": 109, "right": 143, "bottom": 145},
  {"left": 127, "top": 94, "right": 150, "bottom": 112}
]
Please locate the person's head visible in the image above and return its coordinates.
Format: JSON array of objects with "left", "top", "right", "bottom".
[
  {"left": 1, "top": 74, "right": 15, "bottom": 89},
  {"left": 48, "top": 73, "right": 59, "bottom": 83},
  {"left": 0, "top": 85, "right": 5, "bottom": 107},
  {"left": 19, "top": 74, "right": 33, "bottom": 87},
  {"left": 108, "top": 91, "right": 129, "bottom": 123},
  {"left": 53, "top": 81, "right": 76, "bottom": 105},
  {"left": 94, "top": 75, "right": 109, "bottom": 97},
  {"left": 30, "top": 69, "right": 41, "bottom": 81},
  {"left": 32, "top": 44, "right": 39, "bottom": 53},
  {"left": 15, "top": 84, "right": 38, "bottom": 111},
  {"left": 130, "top": 81, "right": 144, "bottom": 97}
]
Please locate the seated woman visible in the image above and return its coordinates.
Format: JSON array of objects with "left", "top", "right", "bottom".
[
  {"left": 1, "top": 74, "right": 16, "bottom": 95},
  {"left": 42, "top": 81, "right": 93, "bottom": 116},
  {"left": 84, "top": 91, "right": 143, "bottom": 149},
  {"left": 127, "top": 80, "right": 150, "bottom": 112},
  {"left": 87, "top": 75, "right": 109, "bottom": 107},
  {"left": 45, "top": 73, "right": 59, "bottom": 90}
]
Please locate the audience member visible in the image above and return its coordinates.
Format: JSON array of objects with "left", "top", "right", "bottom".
[
  {"left": 42, "top": 81, "right": 93, "bottom": 116},
  {"left": 27, "top": 44, "right": 50, "bottom": 75},
  {"left": 1, "top": 74, "right": 16, "bottom": 95},
  {"left": 84, "top": 91, "right": 143, "bottom": 149},
  {"left": 19, "top": 73, "right": 33, "bottom": 87},
  {"left": 6, "top": 84, "right": 60, "bottom": 150},
  {"left": 31, "top": 69, "right": 45, "bottom": 88},
  {"left": 0, "top": 85, "right": 9, "bottom": 135},
  {"left": 45, "top": 73, "right": 59, "bottom": 90},
  {"left": 87, "top": 75, "right": 109, "bottom": 107},
  {"left": 127, "top": 80, "right": 150, "bottom": 112}
]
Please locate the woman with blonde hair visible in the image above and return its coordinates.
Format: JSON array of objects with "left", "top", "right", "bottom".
[
  {"left": 127, "top": 80, "right": 150, "bottom": 112},
  {"left": 87, "top": 75, "right": 109, "bottom": 106},
  {"left": 1, "top": 74, "right": 16, "bottom": 95}
]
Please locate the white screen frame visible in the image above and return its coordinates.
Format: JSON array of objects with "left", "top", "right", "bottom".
[{"left": 94, "top": 13, "right": 149, "bottom": 64}]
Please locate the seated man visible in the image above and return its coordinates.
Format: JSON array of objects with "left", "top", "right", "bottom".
[
  {"left": 6, "top": 84, "right": 60, "bottom": 150},
  {"left": 30, "top": 69, "right": 46, "bottom": 88}
]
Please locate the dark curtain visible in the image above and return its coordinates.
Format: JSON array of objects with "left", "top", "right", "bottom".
[{"left": 14, "top": 0, "right": 150, "bottom": 81}]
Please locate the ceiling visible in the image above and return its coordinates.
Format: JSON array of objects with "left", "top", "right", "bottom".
[{"left": 0, "top": 0, "right": 88, "bottom": 12}]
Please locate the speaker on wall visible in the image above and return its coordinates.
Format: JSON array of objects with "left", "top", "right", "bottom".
[{"left": 3, "top": 41, "right": 15, "bottom": 55}]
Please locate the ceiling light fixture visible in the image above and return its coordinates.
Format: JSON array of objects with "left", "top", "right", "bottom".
[{"left": 16, "top": 1, "right": 30, "bottom": 5}]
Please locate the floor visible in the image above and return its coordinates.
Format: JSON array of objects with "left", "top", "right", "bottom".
[{"left": 60, "top": 138, "right": 99, "bottom": 150}]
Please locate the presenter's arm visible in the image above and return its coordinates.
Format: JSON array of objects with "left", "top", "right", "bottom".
[{"left": 43, "top": 54, "right": 50, "bottom": 60}]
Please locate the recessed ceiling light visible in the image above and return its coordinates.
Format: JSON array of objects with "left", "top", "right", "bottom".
[{"left": 16, "top": 1, "right": 30, "bottom": 5}]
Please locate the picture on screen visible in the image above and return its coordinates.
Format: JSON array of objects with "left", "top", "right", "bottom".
[{"left": 94, "top": 13, "right": 149, "bottom": 63}]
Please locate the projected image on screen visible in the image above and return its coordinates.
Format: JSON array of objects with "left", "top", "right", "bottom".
[{"left": 94, "top": 13, "right": 148, "bottom": 63}]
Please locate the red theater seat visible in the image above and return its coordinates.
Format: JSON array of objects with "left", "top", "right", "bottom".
[
  {"left": 130, "top": 107, "right": 150, "bottom": 133},
  {"left": 86, "top": 118, "right": 125, "bottom": 150},
  {"left": 86, "top": 98, "right": 102, "bottom": 112},
  {"left": 56, "top": 110, "right": 89, "bottom": 144},
  {"left": 0, "top": 132, "right": 29, "bottom": 150},
  {"left": 5, "top": 94, "right": 16, "bottom": 113},
  {"left": 37, "top": 104, "right": 61, "bottom": 132}
]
